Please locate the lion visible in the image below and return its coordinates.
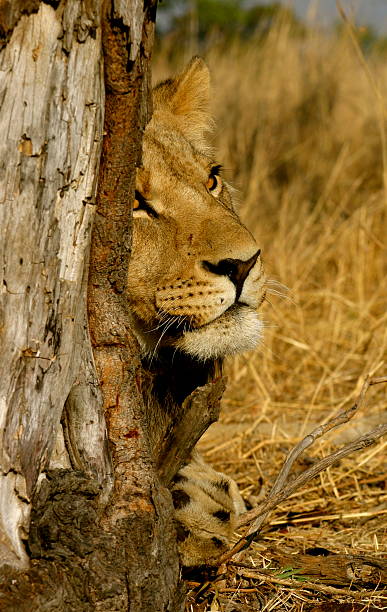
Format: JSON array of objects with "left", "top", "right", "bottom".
[{"left": 128, "top": 57, "right": 266, "bottom": 566}]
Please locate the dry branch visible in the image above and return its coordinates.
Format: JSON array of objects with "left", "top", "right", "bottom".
[
  {"left": 228, "top": 563, "right": 384, "bottom": 598},
  {"left": 157, "top": 377, "right": 226, "bottom": 485},
  {"left": 260, "top": 549, "right": 387, "bottom": 587},
  {"left": 218, "top": 375, "right": 387, "bottom": 564},
  {"left": 187, "top": 559, "right": 385, "bottom": 603}
]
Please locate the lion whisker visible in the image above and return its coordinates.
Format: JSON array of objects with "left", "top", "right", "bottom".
[
  {"left": 149, "top": 317, "right": 179, "bottom": 365},
  {"left": 265, "top": 279, "right": 295, "bottom": 304},
  {"left": 266, "top": 279, "right": 289, "bottom": 291},
  {"left": 146, "top": 316, "right": 172, "bottom": 333}
]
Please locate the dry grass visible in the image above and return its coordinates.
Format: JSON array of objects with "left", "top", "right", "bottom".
[{"left": 154, "top": 15, "right": 387, "bottom": 611}]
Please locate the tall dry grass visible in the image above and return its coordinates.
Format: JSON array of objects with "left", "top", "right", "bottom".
[
  {"left": 154, "top": 17, "right": 386, "bottom": 606},
  {"left": 205, "top": 21, "right": 386, "bottom": 402},
  {"left": 154, "top": 17, "right": 386, "bottom": 430}
]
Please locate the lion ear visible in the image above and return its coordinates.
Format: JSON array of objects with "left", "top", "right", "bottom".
[{"left": 153, "top": 57, "right": 212, "bottom": 145}]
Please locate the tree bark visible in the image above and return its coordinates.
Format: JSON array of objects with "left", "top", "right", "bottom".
[
  {"left": 0, "top": 0, "right": 105, "bottom": 571},
  {"left": 0, "top": 0, "right": 187, "bottom": 609},
  {"left": 86, "top": 0, "right": 185, "bottom": 608}
]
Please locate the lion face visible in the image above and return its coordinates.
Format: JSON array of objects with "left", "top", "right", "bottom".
[{"left": 127, "top": 58, "right": 265, "bottom": 361}]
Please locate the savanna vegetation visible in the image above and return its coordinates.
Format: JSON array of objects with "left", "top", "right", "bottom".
[{"left": 154, "top": 6, "right": 387, "bottom": 611}]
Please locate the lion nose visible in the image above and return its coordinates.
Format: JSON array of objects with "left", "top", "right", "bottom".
[{"left": 202, "top": 249, "right": 261, "bottom": 301}]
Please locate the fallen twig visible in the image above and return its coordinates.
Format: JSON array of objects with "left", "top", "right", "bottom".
[
  {"left": 229, "top": 563, "right": 384, "bottom": 599},
  {"left": 255, "top": 548, "right": 387, "bottom": 587},
  {"left": 239, "top": 425, "right": 387, "bottom": 528},
  {"left": 268, "top": 507, "right": 387, "bottom": 526}
]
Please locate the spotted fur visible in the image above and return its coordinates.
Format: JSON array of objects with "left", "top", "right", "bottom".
[{"left": 171, "top": 452, "right": 245, "bottom": 567}]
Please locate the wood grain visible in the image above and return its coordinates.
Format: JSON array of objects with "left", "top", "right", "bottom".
[{"left": 0, "top": 0, "right": 103, "bottom": 569}]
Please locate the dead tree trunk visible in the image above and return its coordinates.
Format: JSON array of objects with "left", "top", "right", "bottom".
[
  {"left": 0, "top": 0, "right": 188, "bottom": 609},
  {"left": 0, "top": 0, "right": 105, "bottom": 570}
]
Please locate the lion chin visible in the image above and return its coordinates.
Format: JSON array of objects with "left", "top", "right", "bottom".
[{"left": 173, "top": 306, "right": 263, "bottom": 361}]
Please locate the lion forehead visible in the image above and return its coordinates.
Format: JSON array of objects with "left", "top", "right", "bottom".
[{"left": 141, "top": 126, "right": 215, "bottom": 199}]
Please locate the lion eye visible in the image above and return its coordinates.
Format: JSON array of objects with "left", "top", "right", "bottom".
[
  {"left": 133, "top": 190, "right": 146, "bottom": 210},
  {"left": 133, "top": 190, "right": 158, "bottom": 217},
  {"left": 207, "top": 175, "right": 218, "bottom": 191},
  {"left": 206, "top": 165, "right": 223, "bottom": 195}
]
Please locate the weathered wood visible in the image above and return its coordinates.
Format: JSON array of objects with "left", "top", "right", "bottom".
[
  {"left": 0, "top": 0, "right": 104, "bottom": 569},
  {"left": 157, "top": 377, "right": 226, "bottom": 486},
  {"left": 60, "top": 319, "right": 111, "bottom": 485},
  {"left": 0, "top": 0, "right": 41, "bottom": 48},
  {"left": 0, "top": 0, "right": 187, "bottom": 609}
]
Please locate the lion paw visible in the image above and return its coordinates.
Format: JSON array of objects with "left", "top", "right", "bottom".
[{"left": 171, "top": 452, "right": 245, "bottom": 567}]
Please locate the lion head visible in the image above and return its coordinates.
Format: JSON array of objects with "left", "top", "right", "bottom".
[{"left": 127, "top": 58, "right": 265, "bottom": 362}]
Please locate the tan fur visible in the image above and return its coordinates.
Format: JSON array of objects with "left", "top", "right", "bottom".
[
  {"left": 152, "top": 57, "right": 212, "bottom": 148},
  {"left": 128, "top": 57, "right": 266, "bottom": 362},
  {"left": 128, "top": 58, "right": 265, "bottom": 565}
]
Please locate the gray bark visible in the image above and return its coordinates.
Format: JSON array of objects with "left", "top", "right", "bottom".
[{"left": 0, "top": 0, "right": 104, "bottom": 570}]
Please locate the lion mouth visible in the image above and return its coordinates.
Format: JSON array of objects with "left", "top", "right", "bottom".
[
  {"left": 156, "top": 302, "right": 250, "bottom": 338},
  {"left": 191, "top": 302, "right": 250, "bottom": 329}
]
